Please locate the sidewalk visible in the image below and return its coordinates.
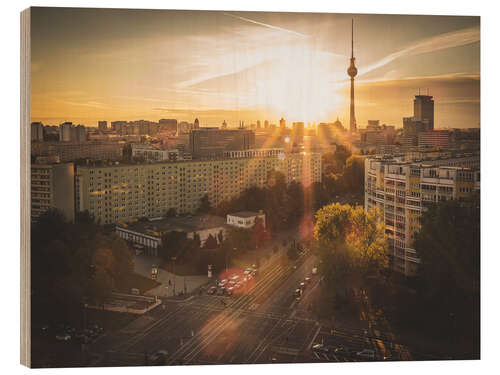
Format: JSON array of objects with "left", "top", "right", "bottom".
[{"left": 133, "top": 255, "right": 209, "bottom": 298}]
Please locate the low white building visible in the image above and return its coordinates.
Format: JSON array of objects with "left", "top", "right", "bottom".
[
  {"left": 226, "top": 211, "right": 266, "bottom": 229},
  {"left": 131, "top": 143, "right": 180, "bottom": 162},
  {"left": 116, "top": 215, "right": 227, "bottom": 256}
]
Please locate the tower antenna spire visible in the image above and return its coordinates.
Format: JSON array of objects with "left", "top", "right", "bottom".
[{"left": 351, "top": 19, "right": 354, "bottom": 59}]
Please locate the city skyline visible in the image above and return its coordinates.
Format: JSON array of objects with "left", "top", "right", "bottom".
[{"left": 30, "top": 8, "right": 479, "bottom": 128}]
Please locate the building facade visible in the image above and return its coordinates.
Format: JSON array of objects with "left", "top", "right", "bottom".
[
  {"left": 32, "top": 141, "right": 123, "bottom": 162},
  {"left": 31, "top": 162, "right": 75, "bottom": 222},
  {"left": 364, "top": 154, "right": 479, "bottom": 276},
  {"left": 189, "top": 128, "right": 255, "bottom": 158},
  {"left": 76, "top": 152, "right": 321, "bottom": 225}
]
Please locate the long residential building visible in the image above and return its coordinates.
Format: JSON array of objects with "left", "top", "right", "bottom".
[
  {"left": 32, "top": 141, "right": 123, "bottom": 162},
  {"left": 76, "top": 152, "right": 321, "bottom": 225},
  {"left": 364, "top": 154, "right": 479, "bottom": 276}
]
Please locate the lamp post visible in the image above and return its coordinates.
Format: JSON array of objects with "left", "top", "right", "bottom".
[{"left": 172, "top": 256, "right": 177, "bottom": 296}]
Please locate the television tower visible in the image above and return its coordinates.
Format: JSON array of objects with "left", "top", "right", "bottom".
[{"left": 347, "top": 19, "right": 358, "bottom": 133}]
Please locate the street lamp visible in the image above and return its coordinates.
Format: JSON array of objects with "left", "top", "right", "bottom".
[{"left": 171, "top": 256, "right": 177, "bottom": 296}]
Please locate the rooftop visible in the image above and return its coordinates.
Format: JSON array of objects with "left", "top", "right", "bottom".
[
  {"left": 228, "top": 211, "right": 264, "bottom": 218},
  {"left": 117, "top": 214, "right": 226, "bottom": 236}
]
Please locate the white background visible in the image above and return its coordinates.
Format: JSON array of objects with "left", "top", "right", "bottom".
[{"left": 1, "top": 0, "right": 497, "bottom": 374}]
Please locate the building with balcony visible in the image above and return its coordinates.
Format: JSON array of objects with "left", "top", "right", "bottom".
[
  {"left": 76, "top": 151, "right": 321, "bottom": 225},
  {"left": 364, "top": 154, "right": 479, "bottom": 276},
  {"left": 31, "top": 162, "right": 75, "bottom": 222}
]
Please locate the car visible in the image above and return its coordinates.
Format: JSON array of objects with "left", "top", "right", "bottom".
[
  {"left": 304, "top": 277, "right": 311, "bottom": 284},
  {"left": 149, "top": 350, "right": 168, "bottom": 365},
  {"left": 299, "top": 282, "right": 306, "bottom": 290},
  {"left": 55, "top": 333, "right": 71, "bottom": 341},
  {"left": 356, "top": 349, "right": 376, "bottom": 360},
  {"left": 334, "top": 346, "right": 353, "bottom": 356},
  {"left": 219, "top": 279, "right": 228, "bottom": 287},
  {"left": 231, "top": 275, "right": 240, "bottom": 281},
  {"left": 243, "top": 269, "right": 252, "bottom": 275},
  {"left": 207, "top": 286, "right": 217, "bottom": 295},
  {"left": 294, "top": 288, "right": 302, "bottom": 300},
  {"left": 225, "top": 286, "right": 234, "bottom": 295},
  {"left": 216, "top": 288, "right": 225, "bottom": 296},
  {"left": 312, "top": 343, "right": 329, "bottom": 353}
]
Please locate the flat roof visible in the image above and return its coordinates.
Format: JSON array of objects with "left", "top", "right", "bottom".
[
  {"left": 117, "top": 214, "right": 226, "bottom": 236},
  {"left": 228, "top": 211, "right": 263, "bottom": 218}
]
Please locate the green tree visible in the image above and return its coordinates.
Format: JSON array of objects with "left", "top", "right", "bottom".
[
  {"left": 313, "top": 203, "right": 388, "bottom": 312},
  {"left": 204, "top": 234, "right": 218, "bottom": 249},
  {"left": 198, "top": 194, "right": 211, "bottom": 214}
]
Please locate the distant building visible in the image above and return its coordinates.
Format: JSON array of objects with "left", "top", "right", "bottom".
[
  {"left": 59, "top": 122, "right": 73, "bottom": 142},
  {"left": 226, "top": 211, "right": 266, "bottom": 229},
  {"left": 413, "top": 95, "right": 434, "bottom": 131},
  {"left": 418, "top": 130, "right": 450, "bottom": 148},
  {"left": 32, "top": 141, "right": 123, "bottom": 162},
  {"left": 131, "top": 143, "right": 179, "bottom": 162},
  {"left": 159, "top": 119, "right": 178, "bottom": 133},
  {"left": 98, "top": 121, "right": 108, "bottom": 131},
  {"left": 194, "top": 118, "right": 200, "bottom": 129},
  {"left": 292, "top": 122, "right": 305, "bottom": 143},
  {"left": 31, "top": 162, "right": 75, "bottom": 222},
  {"left": 189, "top": 128, "right": 255, "bottom": 158},
  {"left": 279, "top": 117, "right": 286, "bottom": 129},
  {"left": 31, "top": 122, "right": 44, "bottom": 142}
]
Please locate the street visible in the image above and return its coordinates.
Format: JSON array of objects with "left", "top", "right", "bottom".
[{"left": 89, "top": 250, "right": 414, "bottom": 366}]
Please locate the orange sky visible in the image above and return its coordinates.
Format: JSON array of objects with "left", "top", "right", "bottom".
[{"left": 30, "top": 8, "right": 480, "bottom": 128}]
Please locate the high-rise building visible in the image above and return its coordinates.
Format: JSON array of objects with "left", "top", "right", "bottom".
[
  {"left": 74, "top": 125, "right": 86, "bottom": 143},
  {"left": 418, "top": 130, "right": 450, "bottom": 148},
  {"left": 159, "top": 119, "right": 178, "bottom": 133},
  {"left": 257, "top": 120, "right": 261, "bottom": 129},
  {"left": 98, "top": 121, "right": 108, "bottom": 131},
  {"left": 76, "top": 151, "right": 321, "bottom": 225},
  {"left": 189, "top": 128, "right": 255, "bottom": 158},
  {"left": 31, "top": 122, "right": 44, "bottom": 142},
  {"left": 279, "top": 117, "right": 286, "bottom": 129},
  {"left": 264, "top": 120, "right": 269, "bottom": 129},
  {"left": 413, "top": 95, "right": 434, "bottom": 131},
  {"left": 347, "top": 19, "right": 358, "bottom": 133},
  {"left": 292, "top": 122, "right": 305, "bottom": 143},
  {"left": 31, "top": 162, "right": 75, "bottom": 222},
  {"left": 194, "top": 118, "right": 200, "bottom": 129},
  {"left": 59, "top": 122, "right": 73, "bottom": 142},
  {"left": 364, "top": 153, "right": 479, "bottom": 275}
]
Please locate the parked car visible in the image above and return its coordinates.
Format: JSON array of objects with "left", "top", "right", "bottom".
[
  {"left": 55, "top": 333, "right": 71, "bottom": 341},
  {"left": 207, "top": 286, "right": 217, "bottom": 295},
  {"left": 356, "top": 349, "right": 376, "bottom": 360},
  {"left": 304, "top": 277, "right": 311, "bottom": 284}
]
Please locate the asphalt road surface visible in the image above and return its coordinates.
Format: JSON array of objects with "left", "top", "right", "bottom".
[{"left": 88, "top": 250, "right": 415, "bottom": 366}]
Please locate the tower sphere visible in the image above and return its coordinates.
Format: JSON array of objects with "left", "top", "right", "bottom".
[{"left": 347, "top": 61, "right": 358, "bottom": 78}]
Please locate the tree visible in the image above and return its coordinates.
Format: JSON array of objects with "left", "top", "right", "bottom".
[
  {"left": 204, "top": 234, "right": 218, "bottom": 249},
  {"left": 166, "top": 207, "right": 177, "bottom": 217},
  {"left": 198, "top": 194, "right": 211, "bottom": 214},
  {"left": 411, "top": 197, "right": 480, "bottom": 357},
  {"left": 313, "top": 203, "right": 388, "bottom": 312},
  {"left": 414, "top": 198, "right": 480, "bottom": 317}
]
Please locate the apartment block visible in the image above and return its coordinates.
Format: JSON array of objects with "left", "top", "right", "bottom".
[
  {"left": 31, "top": 162, "right": 75, "bottom": 222},
  {"left": 76, "top": 152, "right": 321, "bottom": 225},
  {"left": 364, "top": 154, "right": 479, "bottom": 276}
]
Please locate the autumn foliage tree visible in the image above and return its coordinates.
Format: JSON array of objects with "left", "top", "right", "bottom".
[{"left": 313, "top": 203, "right": 388, "bottom": 314}]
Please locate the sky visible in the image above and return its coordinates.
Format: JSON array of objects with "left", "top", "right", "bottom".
[{"left": 30, "top": 7, "right": 480, "bottom": 128}]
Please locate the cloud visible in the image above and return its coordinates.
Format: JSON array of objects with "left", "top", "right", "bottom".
[{"left": 359, "top": 26, "right": 480, "bottom": 77}]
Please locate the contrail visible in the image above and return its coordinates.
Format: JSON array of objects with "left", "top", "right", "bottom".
[
  {"left": 359, "top": 26, "right": 479, "bottom": 76},
  {"left": 222, "top": 12, "right": 308, "bottom": 38}
]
